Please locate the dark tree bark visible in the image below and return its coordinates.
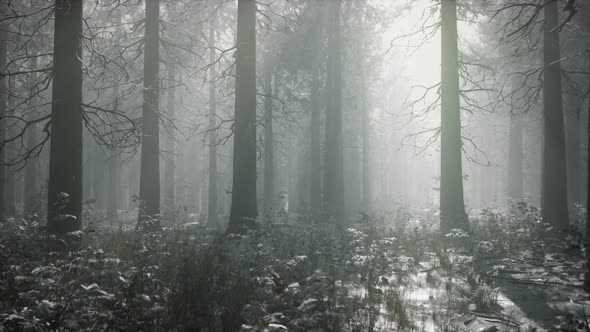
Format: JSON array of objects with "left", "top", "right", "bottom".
[
  {"left": 227, "top": 0, "right": 258, "bottom": 233},
  {"left": 584, "top": 52, "right": 590, "bottom": 291},
  {"left": 507, "top": 113, "right": 524, "bottom": 201},
  {"left": 24, "top": 54, "right": 39, "bottom": 214},
  {"left": 263, "top": 57, "right": 274, "bottom": 220},
  {"left": 541, "top": 0, "right": 569, "bottom": 229},
  {"left": 583, "top": 11, "right": 590, "bottom": 291},
  {"left": 207, "top": 16, "right": 218, "bottom": 226},
  {"left": 0, "top": 0, "right": 6, "bottom": 222},
  {"left": 5, "top": 77, "right": 14, "bottom": 217},
  {"left": 163, "top": 66, "right": 176, "bottom": 221},
  {"left": 440, "top": 0, "right": 467, "bottom": 232},
  {"left": 47, "top": 0, "right": 84, "bottom": 233},
  {"left": 137, "top": 0, "right": 161, "bottom": 230},
  {"left": 323, "top": 0, "right": 344, "bottom": 221}
]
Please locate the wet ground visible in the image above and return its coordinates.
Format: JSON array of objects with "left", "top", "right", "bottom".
[{"left": 345, "top": 250, "right": 586, "bottom": 331}]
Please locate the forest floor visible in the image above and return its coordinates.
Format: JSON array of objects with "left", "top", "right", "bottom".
[{"left": 0, "top": 203, "right": 588, "bottom": 331}]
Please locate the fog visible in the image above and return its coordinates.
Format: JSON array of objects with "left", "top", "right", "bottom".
[{"left": 0, "top": 0, "right": 589, "bottom": 331}]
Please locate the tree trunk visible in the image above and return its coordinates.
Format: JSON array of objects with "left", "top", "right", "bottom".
[
  {"left": 163, "top": 66, "right": 176, "bottom": 221},
  {"left": 130, "top": 155, "right": 140, "bottom": 211},
  {"left": 507, "top": 113, "right": 524, "bottom": 201},
  {"left": 24, "top": 54, "right": 39, "bottom": 215},
  {"left": 227, "top": 0, "right": 258, "bottom": 234},
  {"left": 190, "top": 140, "right": 201, "bottom": 213},
  {"left": 584, "top": 53, "right": 590, "bottom": 291},
  {"left": 47, "top": 0, "right": 84, "bottom": 233},
  {"left": 323, "top": 0, "right": 344, "bottom": 221},
  {"left": 566, "top": 93, "right": 581, "bottom": 217},
  {"left": 541, "top": 0, "right": 569, "bottom": 229},
  {"left": 263, "top": 57, "right": 274, "bottom": 220},
  {"left": 440, "top": 0, "right": 467, "bottom": 232},
  {"left": 0, "top": 0, "right": 6, "bottom": 222},
  {"left": 309, "top": 66, "right": 322, "bottom": 218},
  {"left": 106, "top": 11, "right": 122, "bottom": 225},
  {"left": 207, "top": 16, "right": 218, "bottom": 226},
  {"left": 297, "top": 139, "right": 308, "bottom": 212},
  {"left": 5, "top": 77, "right": 14, "bottom": 217},
  {"left": 361, "top": 71, "right": 370, "bottom": 212},
  {"left": 82, "top": 133, "right": 93, "bottom": 201},
  {"left": 309, "top": 4, "right": 323, "bottom": 218},
  {"left": 106, "top": 153, "right": 119, "bottom": 224},
  {"left": 106, "top": 88, "right": 120, "bottom": 225},
  {"left": 137, "top": 0, "right": 161, "bottom": 230},
  {"left": 92, "top": 141, "right": 105, "bottom": 210}
]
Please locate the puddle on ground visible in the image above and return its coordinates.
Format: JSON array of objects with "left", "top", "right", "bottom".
[{"left": 345, "top": 253, "right": 549, "bottom": 331}]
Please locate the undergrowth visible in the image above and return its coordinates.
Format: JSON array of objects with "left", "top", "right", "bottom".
[{"left": 0, "top": 203, "right": 586, "bottom": 331}]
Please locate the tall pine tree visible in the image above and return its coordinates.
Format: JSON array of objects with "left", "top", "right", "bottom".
[{"left": 47, "top": 0, "right": 84, "bottom": 233}]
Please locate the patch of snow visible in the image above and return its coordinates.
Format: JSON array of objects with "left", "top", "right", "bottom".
[{"left": 297, "top": 298, "right": 317, "bottom": 311}]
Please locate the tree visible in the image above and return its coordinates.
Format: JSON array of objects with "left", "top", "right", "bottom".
[
  {"left": 490, "top": 0, "right": 576, "bottom": 229},
  {"left": 304, "top": 1, "right": 323, "bottom": 218},
  {"left": 263, "top": 53, "right": 274, "bottom": 220},
  {"left": 439, "top": 0, "right": 467, "bottom": 232},
  {"left": 323, "top": 0, "right": 344, "bottom": 221},
  {"left": 585, "top": 53, "right": 590, "bottom": 290},
  {"left": 47, "top": 0, "right": 84, "bottom": 234},
  {"left": 507, "top": 112, "right": 524, "bottom": 201},
  {"left": 506, "top": 73, "right": 526, "bottom": 203},
  {"left": 24, "top": 54, "right": 39, "bottom": 214},
  {"left": 0, "top": 0, "right": 6, "bottom": 222},
  {"left": 227, "top": 0, "right": 257, "bottom": 233},
  {"left": 163, "top": 66, "right": 176, "bottom": 221},
  {"left": 361, "top": 74, "right": 371, "bottom": 212},
  {"left": 106, "top": 137, "right": 119, "bottom": 224},
  {"left": 105, "top": 9, "right": 123, "bottom": 225},
  {"left": 310, "top": 65, "right": 322, "bottom": 217},
  {"left": 138, "top": 0, "right": 161, "bottom": 230},
  {"left": 207, "top": 14, "right": 218, "bottom": 227},
  {"left": 360, "top": 36, "right": 371, "bottom": 212},
  {"left": 565, "top": 92, "right": 581, "bottom": 215},
  {"left": 5, "top": 78, "right": 14, "bottom": 217},
  {"left": 562, "top": 3, "right": 588, "bottom": 219},
  {"left": 540, "top": 0, "right": 569, "bottom": 229},
  {"left": 582, "top": 2, "right": 590, "bottom": 292},
  {"left": 106, "top": 75, "right": 121, "bottom": 225}
]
